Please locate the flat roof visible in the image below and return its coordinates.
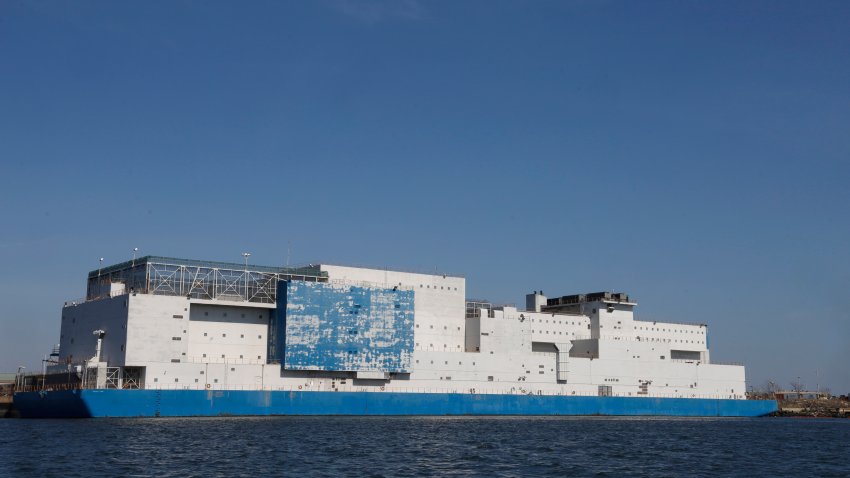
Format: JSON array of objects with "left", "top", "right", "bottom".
[{"left": 89, "top": 255, "right": 326, "bottom": 278}]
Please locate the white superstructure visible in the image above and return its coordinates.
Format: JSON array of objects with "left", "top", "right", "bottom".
[{"left": 54, "top": 257, "right": 746, "bottom": 399}]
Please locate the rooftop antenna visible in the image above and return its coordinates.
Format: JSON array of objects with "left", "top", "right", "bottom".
[
  {"left": 131, "top": 247, "right": 139, "bottom": 267},
  {"left": 286, "top": 241, "right": 291, "bottom": 267}
]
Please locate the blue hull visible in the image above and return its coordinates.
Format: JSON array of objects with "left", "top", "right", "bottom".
[{"left": 14, "top": 390, "right": 778, "bottom": 418}]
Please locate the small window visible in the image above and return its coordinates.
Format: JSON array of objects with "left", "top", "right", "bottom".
[
  {"left": 202, "top": 354, "right": 206, "bottom": 357},
  {"left": 214, "top": 379, "right": 218, "bottom": 383},
  {"left": 204, "top": 312, "right": 208, "bottom": 316},
  {"left": 230, "top": 368, "right": 235, "bottom": 372},
  {"left": 171, "top": 359, "right": 180, "bottom": 363},
  {"left": 487, "top": 376, "right": 494, "bottom": 381},
  {"left": 258, "top": 335, "right": 262, "bottom": 339},
  {"left": 204, "top": 332, "right": 207, "bottom": 336},
  {"left": 154, "top": 378, "right": 158, "bottom": 382},
  {"left": 200, "top": 371, "right": 204, "bottom": 374},
  {"left": 195, "top": 379, "right": 199, "bottom": 383},
  {"left": 221, "top": 354, "right": 225, "bottom": 358},
  {"left": 222, "top": 333, "right": 226, "bottom": 337},
  {"left": 173, "top": 314, "right": 183, "bottom": 319},
  {"left": 174, "top": 378, "right": 179, "bottom": 383},
  {"left": 172, "top": 337, "right": 181, "bottom": 341},
  {"left": 241, "top": 334, "right": 244, "bottom": 338}
]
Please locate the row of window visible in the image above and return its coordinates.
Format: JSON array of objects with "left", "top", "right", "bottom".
[
  {"left": 154, "top": 377, "right": 220, "bottom": 384},
  {"left": 416, "top": 359, "right": 477, "bottom": 366},
  {"left": 419, "top": 285, "right": 458, "bottom": 291},
  {"left": 201, "top": 333, "right": 263, "bottom": 339},
  {"left": 416, "top": 324, "right": 462, "bottom": 331},
  {"left": 416, "top": 343, "right": 463, "bottom": 349},
  {"left": 529, "top": 319, "right": 587, "bottom": 326},
  {"left": 200, "top": 353, "right": 263, "bottom": 359},
  {"left": 637, "top": 326, "right": 704, "bottom": 334},
  {"left": 202, "top": 311, "right": 264, "bottom": 319},
  {"left": 639, "top": 337, "right": 705, "bottom": 345},
  {"left": 533, "top": 331, "right": 581, "bottom": 336}
]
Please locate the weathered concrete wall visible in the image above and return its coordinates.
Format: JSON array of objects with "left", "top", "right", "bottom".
[{"left": 279, "top": 281, "right": 414, "bottom": 373}]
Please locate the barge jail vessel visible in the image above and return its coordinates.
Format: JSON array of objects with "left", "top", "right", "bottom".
[{"left": 15, "top": 256, "right": 777, "bottom": 417}]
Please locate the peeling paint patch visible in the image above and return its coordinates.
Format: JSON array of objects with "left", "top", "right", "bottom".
[{"left": 275, "top": 281, "right": 414, "bottom": 373}]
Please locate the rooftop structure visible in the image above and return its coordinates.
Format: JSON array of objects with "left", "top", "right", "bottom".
[{"left": 85, "top": 255, "right": 328, "bottom": 304}]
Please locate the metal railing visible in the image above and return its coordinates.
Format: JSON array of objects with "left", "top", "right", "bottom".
[
  {"left": 37, "top": 383, "right": 742, "bottom": 400},
  {"left": 635, "top": 319, "right": 707, "bottom": 328},
  {"left": 11, "top": 375, "right": 748, "bottom": 401},
  {"left": 308, "top": 261, "right": 465, "bottom": 279}
]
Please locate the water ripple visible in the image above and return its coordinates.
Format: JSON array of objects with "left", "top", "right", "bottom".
[{"left": 1, "top": 417, "right": 849, "bottom": 477}]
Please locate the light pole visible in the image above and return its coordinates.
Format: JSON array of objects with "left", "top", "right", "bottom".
[
  {"left": 816, "top": 369, "right": 819, "bottom": 396},
  {"left": 242, "top": 252, "right": 251, "bottom": 301},
  {"left": 132, "top": 247, "right": 139, "bottom": 267},
  {"left": 98, "top": 257, "right": 104, "bottom": 277}
]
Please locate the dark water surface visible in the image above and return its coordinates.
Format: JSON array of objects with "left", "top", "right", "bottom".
[{"left": 1, "top": 417, "right": 848, "bottom": 477}]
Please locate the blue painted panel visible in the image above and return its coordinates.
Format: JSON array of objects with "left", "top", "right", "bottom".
[
  {"left": 276, "top": 281, "right": 415, "bottom": 373},
  {"left": 13, "top": 390, "right": 779, "bottom": 418}
]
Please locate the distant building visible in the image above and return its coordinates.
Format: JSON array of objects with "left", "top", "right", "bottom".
[{"left": 775, "top": 391, "right": 821, "bottom": 400}]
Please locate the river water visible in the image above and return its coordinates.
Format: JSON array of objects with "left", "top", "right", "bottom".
[{"left": 1, "top": 417, "right": 848, "bottom": 477}]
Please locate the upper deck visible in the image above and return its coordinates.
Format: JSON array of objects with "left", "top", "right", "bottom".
[{"left": 86, "top": 256, "right": 328, "bottom": 304}]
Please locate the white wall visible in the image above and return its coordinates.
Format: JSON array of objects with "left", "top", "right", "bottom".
[
  {"left": 186, "top": 303, "right": 268, "bottom": 364},
  {"left": 59, "top": 295, "right": 128, "bottom": 365},
  {"left": 125, "top": 294, "right": 189, "bottom": 365}
]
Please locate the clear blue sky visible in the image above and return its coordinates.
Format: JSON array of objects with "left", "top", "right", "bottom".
[{"left": 1, "top": 0, "right": 848, "bottom": 392}]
